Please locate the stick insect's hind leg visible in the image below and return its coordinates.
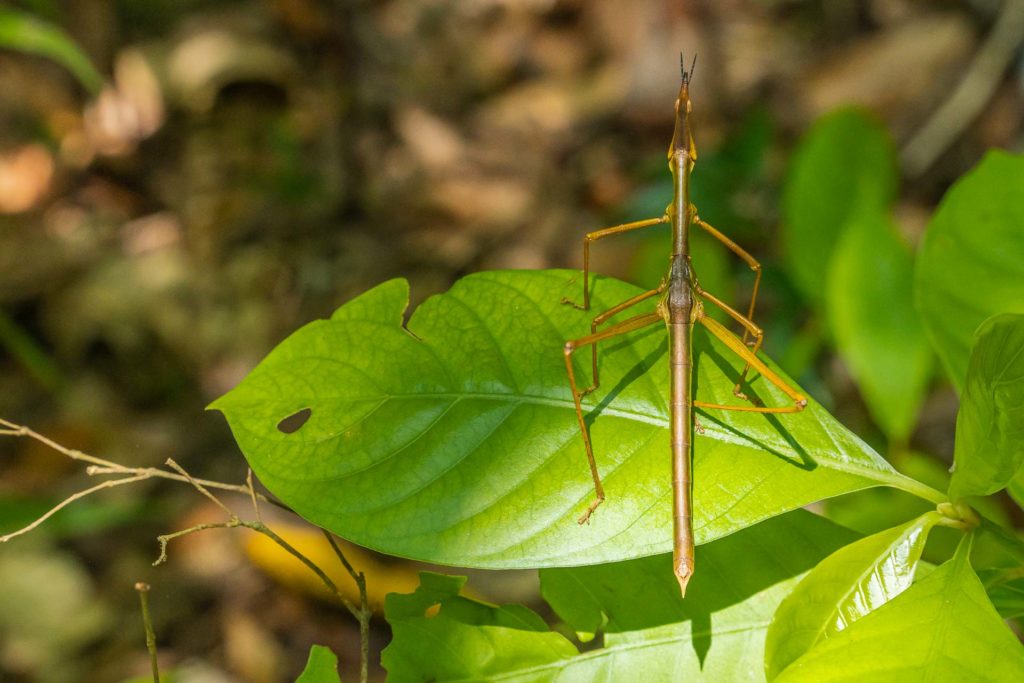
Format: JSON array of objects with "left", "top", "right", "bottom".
[
  {"left": 692, "top": 309, "right": 807, "bottom": 414},
  {"left": 694, "top": 285, "right": 764, "bottom": 402},
  {"left": 564, "top": 310, "right": 664, "bottom": 524},
  {"left": 580, "top": 284, "right": 666, "bottom": 397},
  {"left": 561, "top": 215, "right": 668, "bottom": 311},
  {"left": 693, "top": 213, "right": 765, "bottom": 390}
]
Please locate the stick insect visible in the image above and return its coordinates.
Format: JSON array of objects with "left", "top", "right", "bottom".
[{"left": 562, "top": 56, "right": 807, "bottom": 596}]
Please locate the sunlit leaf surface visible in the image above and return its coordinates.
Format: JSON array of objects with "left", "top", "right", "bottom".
[
  {"left": 213, "top": 270, "right": 932, "bottom": 568},
  {"left": 774, "top": 537, "right": 1024, "bottom": 682},
  {"left": 764, "top": 513, "right": 940, "bottom": 679}
]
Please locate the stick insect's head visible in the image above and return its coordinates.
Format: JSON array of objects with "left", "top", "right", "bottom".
[{"left": 669, "top": 53, "right": 697, "bottom": 163}]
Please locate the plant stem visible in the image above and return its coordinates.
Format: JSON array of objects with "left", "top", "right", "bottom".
[
  {"left": 135, "top": 582, "right": 160, "bottom": 683},
  {"left": 324, "top": 530, "right": 370, "bottom": 683}
]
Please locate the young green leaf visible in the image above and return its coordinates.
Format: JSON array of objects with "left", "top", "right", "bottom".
[
  {"left": 385, "top": 511, "right": 855, "bottom": 682},
  {"left": 782, "top": 108, "right": 897, "bottom": 307},
  {"left": 774, "top": 535, "right": 1024, "bottom": 682},
  {"left": 212, "top": 270, "right": 937, "bottom": 569},
  {"left": 764, "top": 512, "right": 941, "bottom": 679},
  {"left": 948, "top": 313, "right": 1024, "bottom": 500},
  {"left": 915, "top": 151, "right": 1024, "bottom": 391},
  {"left": 295, "top": 644, "right": 341, "bottom": 683},
  {"left": 0, "top": 9, "right": 103, "bottom": 93},
  {"left": 826, "top": 207, "right": 932, "bottom": 442}
]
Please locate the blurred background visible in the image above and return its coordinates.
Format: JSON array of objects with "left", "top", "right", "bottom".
[{"left": 1, "top": 0, "right": 1022, "bottom": 680}]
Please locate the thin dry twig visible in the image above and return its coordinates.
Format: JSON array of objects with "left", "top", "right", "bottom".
[
  {"left": 325, "top": 529, "right": 371, "bottom": 683},
  {"left": 165, "top": 458, "right": 234, "bottom": 517},
  {"left": 901, "top": 0, "right": 1024, "bottom": 177},
  {"left": 0, "top": 473, "right": 152, "bottom": 542},
  {"left": 2, "top": 418, "right": 371, "bottom": 683},
  {"left": 246, "top": 468, "right": 262, "bottom": 522}
]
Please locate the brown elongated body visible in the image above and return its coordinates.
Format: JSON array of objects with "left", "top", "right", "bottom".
[{"left": 562, "top": 57, "right": 806, "bottom": 597}]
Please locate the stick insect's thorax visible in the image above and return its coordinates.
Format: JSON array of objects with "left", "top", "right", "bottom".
[{"left": 663, "top": 145, "right": 696, "bottom": 324}]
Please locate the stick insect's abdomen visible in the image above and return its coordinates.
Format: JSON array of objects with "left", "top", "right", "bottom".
[{"left": 669, "top": 316, "right": 695, "bottom": 594}]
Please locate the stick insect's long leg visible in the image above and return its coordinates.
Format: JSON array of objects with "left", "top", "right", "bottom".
[
  {"left": 562, "top": 215, "right": 669, "bottom": 311},
  {"left": 581, "top": 284, "right": 666, "bottom": 396},
  {"left": 694, "top": 285, "right": 763, "bottom": 401},
  {"left": 564, "top": 310, "right": 664, "bottom": 524},
  {"left": 693, "top": 213, "right": 764, "bottom": 386},
  {"left": 693, "top": 310, "right": 807, "bottom": 414}
]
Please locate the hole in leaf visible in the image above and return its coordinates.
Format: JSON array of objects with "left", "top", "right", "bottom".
[{"left": 277, "top": 408, "right": 312, "bottom": 434}]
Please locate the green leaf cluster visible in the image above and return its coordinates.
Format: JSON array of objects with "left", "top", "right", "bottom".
[{"left": 213, "top": 115, "right": 1024, "bottom": 679}]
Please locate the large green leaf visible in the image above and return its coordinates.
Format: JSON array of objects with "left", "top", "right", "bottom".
[
  {"left": 0, "top": 9, "right": 102, "bottom": 93},
  {"left": 774, "top": 536, "right": 1024, "bottom": 682},
  {"left": 948, "top": 313, "right": 1024, "bottom": 500},
  {"left": 384, "top": 510, "right": 856, "bottom": 682},
  {"left": 826, "top": 207, "right": 932, "bottom": 441},
  {"left": 915, "top": 151, "right": 1024, "bottom": 391},
  {"left": 295, "top": 645, "right": 341, "bottom": 683},
  {"left": 764, "top": 512, "right": 940, "bottom": 679},
  {"left": 782, "top": 109, "right": 897, "bottom": 307},
  {"left": 212, "top": 270, "right": 938, "bottom": 568}
]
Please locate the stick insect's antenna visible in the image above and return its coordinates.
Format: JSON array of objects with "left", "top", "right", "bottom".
[{"left": 680, "top": 53, "right": 698, "bottom": 85}]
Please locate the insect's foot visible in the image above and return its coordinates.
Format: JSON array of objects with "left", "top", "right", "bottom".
[
  {"left": 577, "top": 498, "right": 604, "bottom": 525},
  {"left": 732, "top": 385, "right": 750, "bottom": 402},
  {"left": 694, "top": 416, "right": 705, "bottom": 435},
  {"left": 580, "top": 385, "right": 597, "bottom": 398},
  {"left": 561, "top": 297, "right": 586, "bottom": 311}
]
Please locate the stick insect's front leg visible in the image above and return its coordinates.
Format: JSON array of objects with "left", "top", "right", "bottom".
[
  {"left": 562, "top": 215, "right": 669, "bottom": 311},
  {"left": 693, "top": 211, "right": 765, "bottom": 392},
  {"left": 564, "top": 310, "right": 663, "bottom": 524}
]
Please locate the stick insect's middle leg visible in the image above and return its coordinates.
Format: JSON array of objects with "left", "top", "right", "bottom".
[
  {"left": 580, "top": 285, "right": 665, "bottom": 397},
  {"left": 564, "top": 311, "right": 663, "bottom": 524}
]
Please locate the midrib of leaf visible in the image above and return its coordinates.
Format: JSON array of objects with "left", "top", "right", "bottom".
[{"left": 240, "top": 384, "right": 939, "bottom": 500}]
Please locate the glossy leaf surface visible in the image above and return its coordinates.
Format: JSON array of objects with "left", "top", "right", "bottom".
[
  {"left": 774, "top": 537, "right": 1024, "bottom": 682},
  {"left": 764, "top": 512, "right": 940, "bottom": 679},
  {"left": 782, "top": 109, "right": 897, "bottom": 307},
  {"left": 949, "top": 313, "right": 1024, "bottom": 500},
  {"left": 915, "top": 151, "right": 1024, "bottom": 390},
  {"left": 827, "top": 207, "right": 932, "bottom": 441},
  {"left": 213, "top": 271, "right": 931, "bottom": 568}
]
